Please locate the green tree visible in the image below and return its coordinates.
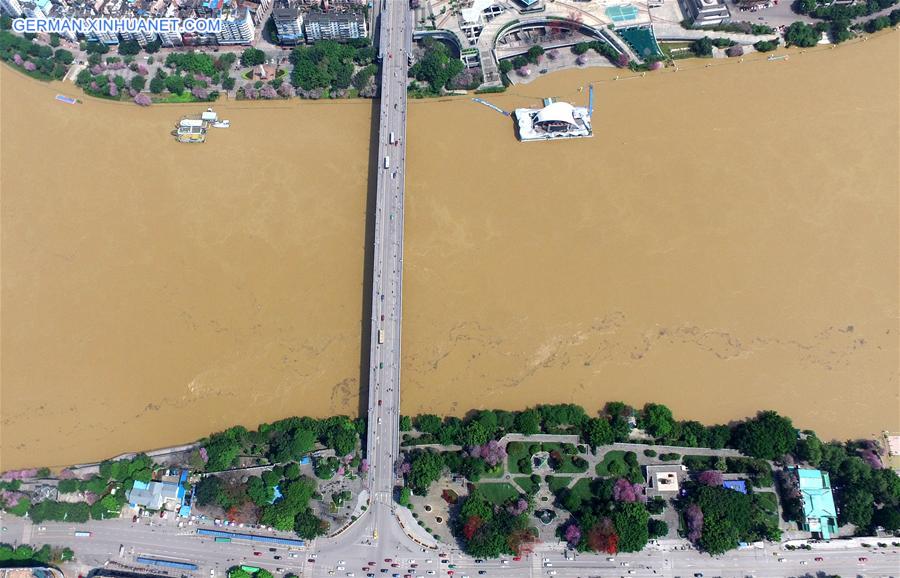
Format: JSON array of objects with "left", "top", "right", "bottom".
[
  {"left": 613, "top": 502, "right": 650, "bottom": 552},
  {"left": 149, "top": 76, "right": 165, "bottom": 94},
  {"left": 53, "top": 48, "right": 74, "bottom": 65},
  {"left": 784, "top": 21, "right": 820, "bottom": 47},
  {"left": 398, "top": 486, "right": 411, "bottom": 507},
  {"left": 241, "top": 47, "right": 266, "bottom": 67},
  {"left": 498, "top": 59, "right": 513, "bottom": 74},
  {"left": 118, "top": 40, "right": 141, "bottom": 56},
  {"left": 526, "top": 44, "right": 545, "bottom": 64},
  {"left": 730, "top": 411, "right": 797, "bottom": 460},
  {"left": 165, "top": 74, "right": 185, "bottom": 96},
  {"left": 57, "top": 479, "right": 79, "bottom": 494},
  {"left": 463, "top": 421, "right": 490, "bottom": 447},
  {"left": 794, "top": 433, "right": 823, "bottom": 466},
  {"left": 399, "top": 415, "right": 412, "bottom": 431},
  {"left": 641, "top": 404, "right": 676, "bottom": 439},
  {"left": 515, "top": 409, "right": 541, "bottom": 435},
  {"left": 691, "top": 37, "right": 714, "bottom": 57},
  {"left": 583, "top": 417, "right": 614, "bottom": 447},
  {"left": 246, "top": 476, "right": 275, "bottom": 506},
  {"left": 195, "top": 476, "right": 225, "bottom": 506},
  {"left": 840, "top": 487, "right": 874, "bottom": 527},
  {"left": 130, "top": 75, "right": 146, "bottom": 91},
  {"left": 407, "top": 451, "right": 445, "bottom": 495},
  {"left": 294, "top": 509, "right": 327, "bottom": 538},
  {"left": 414, "top": 414, "right": 442, "bottom": 434},
  {"left": 648, "top": 518, "right": 668, "bottom": 538}
]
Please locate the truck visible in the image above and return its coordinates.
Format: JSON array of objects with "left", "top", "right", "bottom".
[
  {"left": 214, "top": 537, "right": 232, "bottom": 543},
  {"left": 389, "top": 132, "right": 396, "bottom": 144},
  {"left": 74, "top": 531, "right": 92, "bottom": 538},
  {"left": 378, "top": 329, "right": 385, "bottom": 344},
  {"left": 384, "top": 156, "right": 390, "bottom": 169}
]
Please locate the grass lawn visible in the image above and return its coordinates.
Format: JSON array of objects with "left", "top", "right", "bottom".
[
  {"left": 514, "top": 476, "right": 538, "bottom": 494},
  {"left": 541, "top": 442, "right": 562, "bottom": 453},
  {"left": 595, "top": 450, "right": 626, "bottom": 476},
  {"left": 595, "top": 450, "right": 641, "bottom": 481},
  {"left": 507, "top": 442, "right": 529, "bottom": 474},
  {"left": 753, "top": 491, "right": 780, "bottom": 525},
  {"left": 569, "top": 478, "right": 593, "bottom": 502},
  {"left": 477, "top": 482, "right": 521, "bottom": 505},
  {"left": 554, "top": 454, "right": 589, "bottom": 474},
  {"left": 153, "top": 92, "right": 200, "bottom": 103},
  {"left": 481, "top": 464, "right": 504, "bottom": 479},
  {"left": 547, "top": 476, "right": 573, "bottom": 494}
]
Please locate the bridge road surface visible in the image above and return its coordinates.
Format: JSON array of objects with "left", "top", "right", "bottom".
[{"left": 307, "top": 0, "right": 423, "bottom": 573}]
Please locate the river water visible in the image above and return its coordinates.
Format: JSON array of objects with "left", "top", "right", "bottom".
[{"left": 1, "top": 33, "right": 898, "bottom": 470}]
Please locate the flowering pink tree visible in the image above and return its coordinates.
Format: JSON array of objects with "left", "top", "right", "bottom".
[
  {"left": 516, "top": 67, "right": 530, "bottom": 77},
  {"left": 199, "top": 447, "right": 209, "bottom": 463},
  {"left": 137, "top": 64, "right": 149, "bottom": 76},
  {"left": 698, "top": 470, "right": 723, "bottom": 486},
  {"left": 1, "top": 490, "right": 27, "bottom": 507},
  {"left": 260, "top": 85, "right": 278, "bottom": 99},
  {"left": 616, "top": 53, "right": 630, "bottom": 68},
  {"left": 191, "top": 87, "right": 209, "bottom": 100},
  {"left": 359, "top": 458, "right": 370, "bottom": 473},
  {"left": 23, "top": 61, "right": 36, "bottom": 72},
  {"left": 506, "top": 498, "right": 528, "bottom": 515},
  {"left": 336, "top": 465, "right": 345, "bottom": 477},
  {"left": 90, "top": 81, "right": 99, "bottom": 92},
  {"left": 564, "top": 523, "right": 581, "bottom": 547},
  {"left": 13, "top": 54, "right": 24, "bottom": 66},
  {"left": 2, "top": 469, "right": 38, "bottom": 481},
  {"left": 685, "top": 503, "right": 703, "bottom": 543},
  {"left": 108, "top": 83, "right": 118, "bottom": 97},
  {"left": 278, "top": 83, "right": 294, "bottom": 98},
  {"left": 575, "top": 55, "right": 587, "bottom": 66},
  {"left": 547, "top": 49, "right": 559, "bottom": 60},
  {"left": 90, "top": 64, "right": 105, "bottom": 75},
  {"left": 469, "top": 440, "right": 507, "bottom": 467},
  {"left": 649, "top": 60, "right": 662, "bottom": 71},
  {"left": 613, "top": 478, "right": 646, "bottom": 503}
]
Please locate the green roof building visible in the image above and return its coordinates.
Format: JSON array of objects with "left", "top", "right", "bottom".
[{"left": 793, "top": 467, "right": 838, "bottom": 540}]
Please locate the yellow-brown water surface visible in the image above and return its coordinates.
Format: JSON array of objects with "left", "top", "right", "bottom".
[
  {"left": 1, "top": 71, "right": 373, "bottom": 469},
  {"left": 2, "top": 33, "right": 898, "bottom": 470},
  {"left": 401, "top": 35, "right": 899, "bottom": 436}
]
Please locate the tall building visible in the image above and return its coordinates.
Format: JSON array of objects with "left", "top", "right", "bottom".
[
  {"left": 681, "top": 0, "right": 730, "bottom": 26},
  {"left": 216, "top": 6, "right": 255, "bottom": 44},
  {"left": 0, "top": 0, "right": 24, "bottom": 18},
  {"left": 303, "top": 11, "right": 366, "bottom": 42},
  {"left": 273, "top": 0, "right": 304, "bottom": 45}
]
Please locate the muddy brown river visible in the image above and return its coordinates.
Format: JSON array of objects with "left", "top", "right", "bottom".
[{"left": 1, "top": 33, "right": 898, "bottom": 470}]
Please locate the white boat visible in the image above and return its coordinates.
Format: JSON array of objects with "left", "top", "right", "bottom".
[{"left": 212, "top": 120, "right": 230, "bottom": 128}]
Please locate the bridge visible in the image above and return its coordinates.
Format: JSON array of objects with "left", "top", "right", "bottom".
[{"left": 308, "top": 0, "right": 429, "bottom": 573}]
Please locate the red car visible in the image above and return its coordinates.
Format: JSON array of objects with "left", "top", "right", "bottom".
[
  {"left": 815, "top": 557, "right": 823, "bottom": 562},
  {"left": 512, "top": 557, "right": 521, "bottom": 561},
  {"left": 384, "top": 559, "right": 392, "bottom": 563},
  {"left": 253, "top": 552, "right": 262, "bottom": 557}
]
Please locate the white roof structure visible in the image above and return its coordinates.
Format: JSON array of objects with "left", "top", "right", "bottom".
[
  {"left": 535, "top": 102, "right": 578, "bottom": 127},
  {"left": 461, "top": 0, "right": 493, "bottom": 24}
]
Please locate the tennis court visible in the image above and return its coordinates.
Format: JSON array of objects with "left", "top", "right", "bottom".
[{"left": 606, "top": 4, "right": 639, "bottom": 22}]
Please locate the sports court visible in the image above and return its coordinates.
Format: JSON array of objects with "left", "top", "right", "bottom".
[{"left": 606, "top": 4, "right": 640, "bottom": 22}]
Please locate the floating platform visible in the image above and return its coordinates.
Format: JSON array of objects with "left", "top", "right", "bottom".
[
  {"left": 55, "top": 94, "right": 78, "bottom": 104},
  {"left": 514, "top": 101, "right": 593, "bottom": 142}
]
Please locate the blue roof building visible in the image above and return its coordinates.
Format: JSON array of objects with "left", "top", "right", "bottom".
[
  {"left": 792, "top": 467, "right": 838, "bottom": 540},
  {"left": 722, "top": 480, "right": 747, "bottom": 494}
]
